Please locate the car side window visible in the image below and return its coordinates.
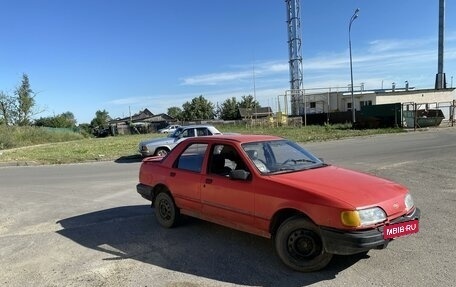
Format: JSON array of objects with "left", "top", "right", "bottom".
[
  {"left": 176, "top": 143, "right": 208, "bottom": 172},
  {"left": 196, "top": 128, "right": 210, "bottom": 136},
  {"left": 182, "top": 128, "right": 195, "bottom": 138},
  {"left": 210, "top": 144, "right": 249, "bottom": 174},
  {"left": 209, "top": 145, "right": 232, "bottom": 176}
]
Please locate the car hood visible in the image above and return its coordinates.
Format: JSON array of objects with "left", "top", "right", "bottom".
[
  {"left": 140, "top": 137, "right": 177, "bottom": 146},
  {"left": 271, "top": 165, "right": 408, "bottom": 209}
]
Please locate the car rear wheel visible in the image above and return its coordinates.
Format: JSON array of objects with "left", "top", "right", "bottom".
[
  {"left": 154, "top": 192, "right": 179, "bottom": 228},
  {"left": 154, "top": 148, "right": 169, "bottom": 157},
  {"left": 275, "top": 217, "right": 333, "bottom": 272}
]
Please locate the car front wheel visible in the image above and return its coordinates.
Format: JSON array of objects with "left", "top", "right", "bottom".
[
  {"left": 154, "top": 192, "right": 179, "bottom": 228},
  {"left": 154, "top": 148, "right": 169, "bottom": 157},
  {"left": 275, "top": 217, "right": 333, "bottom": 272}
]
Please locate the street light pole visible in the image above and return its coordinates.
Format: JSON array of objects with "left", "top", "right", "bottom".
[{"left": 349, "top": 8, "right": 359, "bottom": 124}]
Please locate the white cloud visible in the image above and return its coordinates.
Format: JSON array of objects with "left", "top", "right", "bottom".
[
  {"left": 367, "top": 37, "right": 434, "bottom": 53},
  {"left": 181, "top": 60, "right": 289, "bottom": 86},
  {"left": 304, "top": 54, "right": 347, "bottom": 70},
  {"left": 181, "top": 71, "right": 253, "bottom": 86},
  {"left": 111, "top": 34, "right": 455, "bottom": 115},
  {"left": 301, "top": 35, "right": 456, "bottom": 90},
  {"left": 109, "top": 97, "right": 149, "bottom": 105}
]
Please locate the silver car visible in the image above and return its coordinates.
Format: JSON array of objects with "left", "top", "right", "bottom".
[
  {"left": 158, "top": 124, "right": 181, "bottom": 134},
  {"left": 138, "top": 125, "right": 222, "bottom": 157}
]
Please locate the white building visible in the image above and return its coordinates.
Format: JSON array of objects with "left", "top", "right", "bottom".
[{"left": 299, "top": 87, "right": 456, "bottom": 118}]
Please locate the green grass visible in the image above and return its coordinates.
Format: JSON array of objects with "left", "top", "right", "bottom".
[
  {"left": 0, "top": 133, "right": 160, "bottom": 165},
  {"left": 0, "top": 125, "right": 85, "bottom": 150},
  {"left": 215, "top": 123, "right": 404, "bottom": 142},
  {"left": 0, "top": 124, "right": 404, "bottom": 165}
]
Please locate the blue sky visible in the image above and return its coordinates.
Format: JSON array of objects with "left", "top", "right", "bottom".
[{"left": 0, "top": 0, "right": 455, "bottom": 124}]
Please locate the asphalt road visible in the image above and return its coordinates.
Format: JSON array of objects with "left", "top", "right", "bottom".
[{"left": 1, "top": 128, "right": 455, "bottom": 287}]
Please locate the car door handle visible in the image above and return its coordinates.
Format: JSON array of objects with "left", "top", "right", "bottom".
[
  {"left": 170, "top": 172, "right": 176, "bottom": 177},
  {"left": 205, "top": 178, "right": 213, "bottom": 184}
]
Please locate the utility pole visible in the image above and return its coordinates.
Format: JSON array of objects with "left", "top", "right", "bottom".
[
  {"left": 349, "top": 8, "right": 359, "bottom": 123},
  {"left": 435, "top": 0, "right": 446, "bottom": 89}
]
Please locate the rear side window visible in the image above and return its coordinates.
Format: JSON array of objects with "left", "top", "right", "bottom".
[
  {"left": 176, "top": 143, "right": 208, "bottom": 172},
  {"left": 196, "top": 128, "right": 210, "bottom": 136}
]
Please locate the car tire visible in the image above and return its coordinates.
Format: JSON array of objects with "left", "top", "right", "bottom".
[
  {"left": 154, "top": 192, "right": 180, "bottom": 228},
  {"left": 275, "top": 216, "right": 333, "bottom": 272},
  {"left": 154, "top": 148, "right": 169, "bottom": 157}
]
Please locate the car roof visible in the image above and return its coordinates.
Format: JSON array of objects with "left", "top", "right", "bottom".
[
  {"left": 179, "top": 124, "right": 216, "bottom": 129},
  {"left": 184, "top": 134, "right": 283, "bottom": 144}
]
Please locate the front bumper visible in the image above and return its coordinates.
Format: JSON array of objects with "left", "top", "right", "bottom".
[
  {"left": 139, "top": 144, "right": 156, "bottom": 157},
  {"left": 140, "top": 152, "right": 153, "bottom": 157},
  {"left": 139, "top": 148, "right": 154, "bottom": 157},
  {"left": 320, "top": 207, "right": 421, "bottom": 255}
]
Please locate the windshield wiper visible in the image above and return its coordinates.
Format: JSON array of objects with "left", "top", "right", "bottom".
[
  {"left": 307, "top": 163, "right": 329, "bottom": 169},
  {"left": 269, "top": 168, "right": 296, "bottom": 174},
  {"left": 285, "top": 158, "right": 316, "bottom": 164},
  {"left": 270, "top": 162, "right": 328, "bottom": 174}
]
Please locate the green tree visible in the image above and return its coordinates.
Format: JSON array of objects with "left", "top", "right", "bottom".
[
  {"left": 167, "top": 106, "right": 183, "bottom": 120},
  {"left": 181, "top": 95, "right": 215, "bottom": 120},
  {"left": 35, "top": 111, "right": 76, "bottom": 128},
  {"left": 219, "top": 97, "right": 240, "bottom": 120},
  {"left": 0, "top": 91, "right": 14, "bottom": 125},
  {"left": 13, "top": 74, "right": 36, "bottom": 126},
  {"left": 61, "top": 111, "right": 77, "bottom": 126},
  {"left": 90, "top": 109, "right": 111, "bottom": 128},
  {"left": 239, "top": 94, "right": 261, "bottom": 109},
  {"left": 78, "top": 123, "right": 92, "bottom": 137}
]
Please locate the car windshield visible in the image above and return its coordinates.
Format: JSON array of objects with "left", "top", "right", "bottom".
[
  {"left": 241, "top": 140, "right": 326, "bottom": 174},
  {"left": 168, "top": 127, "right": 183, "bottom": 138}
]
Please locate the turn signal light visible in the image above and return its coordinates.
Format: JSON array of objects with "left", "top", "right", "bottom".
[{"left": 341, "top": 211, "right": 361, "bottom": 227}]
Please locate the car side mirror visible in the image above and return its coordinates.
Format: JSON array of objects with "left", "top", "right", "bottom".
[{"left": 229, "top": 169, "right": 250, "bottom": 180}]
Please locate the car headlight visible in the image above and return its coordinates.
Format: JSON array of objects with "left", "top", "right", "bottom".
[
  {"left": 341, "top": 207, "right": 387, "bottom": 227},
  {"left": 405, "top": 193, "right": 414, "bottom": 212}
]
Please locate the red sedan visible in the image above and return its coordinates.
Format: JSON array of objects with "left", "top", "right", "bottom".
[{"left": 137, "top": 134, "right": 420, "bottom": 272}]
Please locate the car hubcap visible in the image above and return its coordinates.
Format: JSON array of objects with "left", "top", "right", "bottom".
[
  {"left": 158, "top": 199, "right": 172, "bottom": 220},
  {"left": 287, "top": 229, "right": 321, "bottom": 260},
  {"left": 157, "top": 150, "right": 167, "bottom": 156}
]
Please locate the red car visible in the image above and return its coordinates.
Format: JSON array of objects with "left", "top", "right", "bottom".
[{"left": 137, "top": 134, "right": 420, "bottom": 272}]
